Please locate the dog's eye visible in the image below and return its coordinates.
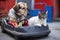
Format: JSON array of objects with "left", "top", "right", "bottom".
[
  {"left": 22, "top": 8, "right": 25, "bottom": 9},
  {"left": 22, "top": 8, "right": 28, "bottom": 10}
]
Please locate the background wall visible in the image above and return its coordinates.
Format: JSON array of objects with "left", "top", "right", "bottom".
[
  {"left": 0, "top": 0, "right": 15, "bottom": 18},
  {"left": 6, "top": 0, "right": 15, "bottom": 11},
  {"left": 0, "top": 0, "right": 60, "bottom": 21},
  {"left": 17, "top": 0, "right": 32, "bottom": 9}
]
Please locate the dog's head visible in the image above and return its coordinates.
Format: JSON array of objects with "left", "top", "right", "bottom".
[
  {"left": 38, "top": 11, "right": 48, "bottom": 19},
  {"left": 15, "top": 9, "right": 26, "bottom": 22},
  {"left": 13, "top": 2, "right": 28, "bottom": 16}
]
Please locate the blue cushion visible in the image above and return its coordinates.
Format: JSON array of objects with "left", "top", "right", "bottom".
[
  {"left": 29, "top": 10, "right": 42, "bottom": 17},
  {"left": 45, "top": 6, "right": 53, "bottom": 22}
]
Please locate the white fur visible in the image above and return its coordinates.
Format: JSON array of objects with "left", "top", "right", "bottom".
[
  {"left": 28, "top": 16, "right": 47, "bottom": 26},
  {"left": 8, "top": 8, "right": 16, "bottom": 18}
]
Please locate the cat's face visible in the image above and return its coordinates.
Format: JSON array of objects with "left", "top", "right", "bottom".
[{"left": 38, "top": 11, "right": 48, "bottom": 19}]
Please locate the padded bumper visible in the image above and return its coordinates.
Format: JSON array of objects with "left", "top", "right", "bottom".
[{"left": 14, "top": 29, "right": 50, "bottom": 38}]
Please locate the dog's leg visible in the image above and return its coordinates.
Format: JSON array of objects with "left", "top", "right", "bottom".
[{"left": 17, "top": 22, "right": 23, "bottom": 27}]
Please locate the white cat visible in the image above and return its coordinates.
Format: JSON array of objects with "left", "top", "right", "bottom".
[{"left": 28, "top": 11, "right": 48, "bottom": 26}]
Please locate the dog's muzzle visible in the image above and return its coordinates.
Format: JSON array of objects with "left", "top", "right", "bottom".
[{"left": 16, "top": 14, "right": 27, "bottom": 23}]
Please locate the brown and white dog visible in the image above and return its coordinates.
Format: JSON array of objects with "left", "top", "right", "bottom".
[
  {"left": 28, "top": 11, "right": 48, "bottom": 27},
  {"left": 8, "top": 2, "right": 28, "bottom": 28}
]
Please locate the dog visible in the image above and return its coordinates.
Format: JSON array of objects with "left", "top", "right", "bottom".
[
  {"left": 8, "top": 9, "right": 26, "bottom": 28},
  {"left": 28, "top": 11, "right": 48, "bottom": 26},
  {"left": 8, "top": 2, "right": 28, "bottom": 18},
  {"left": 8, "top": 2, "right": 28, "bottom": 28}
]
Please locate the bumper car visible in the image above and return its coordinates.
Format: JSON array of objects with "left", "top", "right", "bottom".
[{"left": 1, "top": 18, "right": 51, "bottom": 39}]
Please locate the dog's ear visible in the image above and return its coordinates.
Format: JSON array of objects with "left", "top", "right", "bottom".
[
  {"left": 25, "top": 3, "right": 28, "bottom": 8},
  {"left": 38, "top": 11, "right": 41, "bottom": 19},
  {"left": 18, "top": 2, "right": 25, "bottom": 8},
  {"left": 13, "top": 4, "right": 19, "bottom": 12}
]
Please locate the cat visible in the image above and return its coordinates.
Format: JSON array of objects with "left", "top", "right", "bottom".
[{"left": 28, "top": 11, "right": 48, "bottom": 26}]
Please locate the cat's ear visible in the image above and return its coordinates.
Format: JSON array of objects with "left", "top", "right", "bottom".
[
  {"left": 45, "top": 11, "right": 48, "bottom": 18},
  {"left": 38, "top": 11, "right": 41, "bottom": 15},
  {"left": 46, "top": 11, "right": 48, "bottom": 15},
  {"left": 38, "top": 11, "right": 41, "bottom": 19}
]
